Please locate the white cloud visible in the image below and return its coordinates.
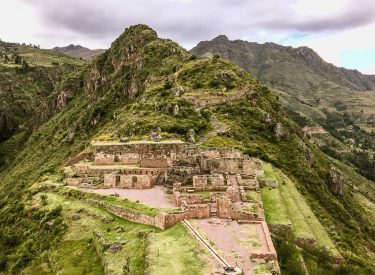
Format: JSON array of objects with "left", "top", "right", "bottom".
[
  {"left": 0, "top": 0, "right": 39, "bottom": 45},
  {"left": 0, "top": 0, "right": 375, "bottom": 74},
  {"left": 287, "top": 23, "right": 375, "bottom": 73}
]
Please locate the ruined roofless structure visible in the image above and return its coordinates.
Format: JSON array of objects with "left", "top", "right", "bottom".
[{"left": 65, "top": 140, "right": 263, "bottom": 190}]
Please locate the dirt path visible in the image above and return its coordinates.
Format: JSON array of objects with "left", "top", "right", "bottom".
[
  {"left": 191, "top": 218, "right": 275, "bottom": 275},
  {"left": 73, "top": 186, "right": 176, "bottom": 208}
]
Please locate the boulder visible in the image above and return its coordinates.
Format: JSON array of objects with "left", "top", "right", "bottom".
[{"left": 328, "top": 167, "right": 345, "bottom": 195}]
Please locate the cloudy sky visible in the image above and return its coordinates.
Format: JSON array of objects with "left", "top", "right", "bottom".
[{"left": 1, "top": 0, "right": 375, "bottom": 74}]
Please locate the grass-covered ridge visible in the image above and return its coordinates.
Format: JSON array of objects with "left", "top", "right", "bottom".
[{"left": 0, "top": 24, "right": 374, "bottom": 273}]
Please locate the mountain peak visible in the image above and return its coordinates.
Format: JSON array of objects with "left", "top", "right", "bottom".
[
  {"left": 293, "top": 46, "right": 324, "bottom": 65},
  {"left": 212, "top": 35, "right": 229, "bottom": 42}
]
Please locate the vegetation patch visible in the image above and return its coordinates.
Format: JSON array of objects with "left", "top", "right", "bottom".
[{"left": 147, "top": 223, "right": 208, "bottom": 275}]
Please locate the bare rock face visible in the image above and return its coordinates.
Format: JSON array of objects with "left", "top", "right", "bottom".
[
  {"left": 328, "top": 167, "right": 345, "bottom": 195},
  {"left": 187, "top": 129, "right": 195, "bottom": 143},
  {"left": 56, "top": 90, "right": 72, "bottom": 109},
  {"left": 298, "top": 140, "right": 314, "bottom": 165},
  {"left": 274, "top": 122, "right": 287, "bottom": 139}
]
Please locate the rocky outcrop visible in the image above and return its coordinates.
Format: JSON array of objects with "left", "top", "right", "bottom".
[
  {"left": 56, "top": 90, "right": 73, "bottom": 109},
  {"left": 298, "top": 140, "right": 314, "bottom": 165},
  {"left": 328, "top": 167, "right": 345, "bottom": 196},
  {"left": 274, "top": 123, "right": 287, "bottom": 139}
]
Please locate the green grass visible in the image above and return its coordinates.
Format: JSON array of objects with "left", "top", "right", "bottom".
[
  {"left": 246, "top": 190, "right": 262, "bottom": 203},
  {"left": 29, "top": 191, "right": 156, "bottom": 274},
  {"left": 147, "top": 223, "right": 208, "bottom": 275},
  {"left": 260, "top": 187, "right": 290, "bottom": 225},
  {"left": 57, "top": 187, "right": 176, "bottom": 217},
  {"left": 202, "top": 135, "right": 243, "bottom": 148},
  {"left": 261, "top": 162, "right": 277, "bottom": 180},
  {"left": 275, "top": 169, "right": 339, "bottom": 255},
  {"left": 104, "top": 195, "right": 178, "bottom": 217}
]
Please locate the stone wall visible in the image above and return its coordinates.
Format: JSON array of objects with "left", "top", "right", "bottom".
[
  {"left": 140, "top": 158, "right": 171, "bottom": 168},
  {"left": 193, "top": 175, "right": 207, "bottom": 188},
  {"left": 94, "top": 154, "right": 115, "bottom": 165},
  {"left": 156, "top": 204, "right": 210, "bottom": 229},
  {"left": 119, "top": 175, "right": 153, "bottom": 189},
  {"left": 103, "top": 174, "right": 118, "bottom": 187},
  {"left": 208, "top": 174, "right": 225, "bottom": 186},
  {"left": 192, "top": 174, "right": 225, "bottom": 188},
  {"left": 86, "top": 198, "right": 209, "bottom": 230},
  {"left": 216, "top": 196, "right": 258, "bottom": 221},
  {"left": 74, "top": 163, "right": 90, "bottom": 176},
  {"left": 65, "top": 177, "right": 83, "bottom": 186},
  {"left": 92, "top": 142, "right": 188, "bottom": 160},
  {"left": 118, "top": 153, "right": 140, "bottom": 164},
  {"left": 243, "top": 158, "right": 264, "bottom": 177},
  {"left": 86, "top": 199, "right": 157, "bottom": 227},
  {"left": 258, "top": 178, "right": 278, "bottom": 188}
]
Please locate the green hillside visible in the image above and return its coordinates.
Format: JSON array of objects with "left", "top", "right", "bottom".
[
  {"left": 191, "top": 35, "right": 375, "bottom": 122},
  {"left": 0, "top": 25, "right": 374, "bottom": 274},
  {"left": 191, "top": 35, "right": 375, "bottom": 184},
  {"left": 0, "top": 41, "right": 85, "bottom": 166}
]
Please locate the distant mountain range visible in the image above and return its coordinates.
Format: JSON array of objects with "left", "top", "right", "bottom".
[
  {"left": 191, "top": 35, "right": 375, "bottom": 122},
  {"left": 52, "top": 44, "right": 105, "bottom": 60}
]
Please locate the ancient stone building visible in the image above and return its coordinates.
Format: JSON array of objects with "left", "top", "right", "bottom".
[{"left": 65, "top": 140, "right": 264, "bottom": 192}]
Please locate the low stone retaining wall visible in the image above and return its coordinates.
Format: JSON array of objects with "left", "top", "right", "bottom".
[
  {"left": 86, "top": 199, "right": 157, "bottom": 227},
  {"left": 258, "top": 178, "right": 278, "bottom": 188},
  {"left": 295, "top": 237, "right": 317, "bottom": 247},
  {"left": 268, "top": 223, "right": 293, "bottom": 234},
  {"left": 86, "top": 198, "right": 209, "bottom": 230}
]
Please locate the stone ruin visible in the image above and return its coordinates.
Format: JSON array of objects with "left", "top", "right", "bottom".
[
  {"left": 63, "top": 140, "right": 267, "bottom": 224},
  {"left": 63, "top": 140, "right": 266, "bottom": 222},
  {"left": 65, "top": 140, "right": 263, "bottom": 191},
  {"left": 63, "top": 139, "right": 279, "bottom": 269}
]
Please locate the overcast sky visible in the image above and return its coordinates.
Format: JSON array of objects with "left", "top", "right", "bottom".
[{"left": 1, "top": 0, "right": 375, "bottom": 74}]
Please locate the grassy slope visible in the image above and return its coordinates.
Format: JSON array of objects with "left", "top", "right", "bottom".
[
  {"left": 147, "top": 223, "right": 209, "bottom": 275},
  {"left": 0, "top": 25, "right": 374, "bottom": 274}
]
